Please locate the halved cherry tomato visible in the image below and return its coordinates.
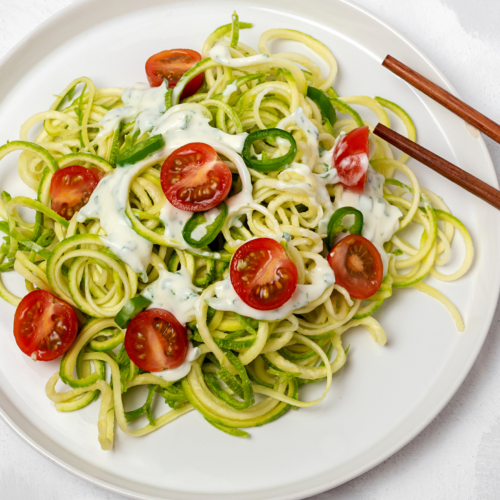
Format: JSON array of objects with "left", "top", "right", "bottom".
[
  {"left": 333, "top": 125, "right": 370, "bottom": 193},
  {"left": 50, "top": 165, "right": 102, "bottom": 220},
  {"left": 161, "top": 142, "right": 232, "bottom": 212},
  {"left": 14, "top": 290, "right": 78, "bottom": 361},
  {"left": 125, "top": 309, "right": 188, "bottom": 372},
  {"left": 230, "top": 238, "right": 298, "bottom": 311},
  {"left": 327, "top": 234, "right": 383, "bottom": 299},
  {"left": 145, "top": 48, "right": 203, "bottom": 99}
]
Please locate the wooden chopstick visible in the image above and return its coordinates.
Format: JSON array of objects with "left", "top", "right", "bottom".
[
  {"left": 382, "top": 55, "right": 500, "bottom": 144},
  {"left": 373, "top": 123, "right": 500, "bottom": 211}
]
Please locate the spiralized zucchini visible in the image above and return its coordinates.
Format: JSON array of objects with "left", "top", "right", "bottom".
[{"left": 0, "top": 12, "right": 473, "bottom": 450}]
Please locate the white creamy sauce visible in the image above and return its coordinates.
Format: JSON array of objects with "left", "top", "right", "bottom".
[
  {"left": 190, "top": 206, "right": 221, "bottom": 240},
  {"left": 142, "top": 267, "right": 200, "bottom": 324},
  {"left": 151, "top": 342, "right": 200, "bottom": 382},
  {"left": 277, "top": 107, "right": 320, "bottom": 167},
  {"left": 160, "top": 200, "right": 193, "bottom": 247},
  {"left": 152, "top": 107, "right": 247, "bottom": 153},
  {"left": 97, "top": 81, "right": 167, "bottom": 139},
  {"left": 222, "top": 82, "right": 238, "bottom": 97},
  {"left": 277, "top": 107, "right": 319, "bottom": 141},
  {"left": 209, "top": 43, "right": 271, "bottom": 68},
  {"left": 318, "top": 130, "right": 344, "bottom": 172},
  {"left": 334, "top": 166, "right": 402, "bottom": 273},
  {"left": 208, "top": 255, "right": 335, "bottom": 321},
  {"left": 317, "top": 166, "right": 340, "bottom": 186},
  {"left": 77, "top": 153, "right": 165, "bottom": 281},
  {"left": 317, "top": 146, "right": 335, "bottom": 172},
  {"left": 276, "top": 136, "right": 290, "bottom": 149}
]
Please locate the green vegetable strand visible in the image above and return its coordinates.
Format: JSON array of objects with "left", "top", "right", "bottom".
[
  {"left": 115, "top": 296, "right": 152, "bottom": 328},
  {"left": 116, "top": 134, "right": 165, "bottom": 167}
]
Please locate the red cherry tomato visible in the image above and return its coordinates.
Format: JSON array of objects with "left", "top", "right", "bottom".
[
  {"left": 125, "top": 309, "right": 188, "bottom": 372},
  {"left": 13, "top": 290, "right": 78, "bottom": 361},
  {"left": 145, "top": 49, "right": 203, "bottom": 99},
  {"left": 50, "top": 165, "right": 102, "bottom": 220},
  {"left": 327, "top": 234, "right": 383, "bottom": 299},
  {"left": 333, "top": 126, "right": 370, "bottom": 194},
  {"left": 161, "top": 142, "right": 232, "bottom": 212},
  {"left": 230, "top": 238, "right": 298, "bottom": 311}
]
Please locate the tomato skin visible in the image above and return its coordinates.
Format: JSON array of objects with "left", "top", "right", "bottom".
[
  {"left": 91, "top": 167, "right": 106, "bottom": 182},
  {"left": 13, "top": 290, "right": 78, "bottom": 361},
  {"left": 327, "top": 234, "right": 383, "bottom": 300},
  {"left": 50, "top": 165, "right": 101, "bottom": 220},
  {"left": 125, "top": 309, "right": 188, "bottom": 372},
  {"left": 333, "top": 126, "right": 370, "bottom": 194},
  {"left": 230, "top": 238, "right": 298, "bottom": 311},
  {"left": 161, "top": 142, "right": 232, "bottom": 212},
  {"left": 145, "top": 49, "right": 203, "bottom": 99}
]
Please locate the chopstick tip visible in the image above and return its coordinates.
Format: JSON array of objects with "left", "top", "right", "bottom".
[
  {"left": 382, "top": 54, "right": 396, "bottom": 68},
  {"left": 373, "top": 123, "right": 387, "bottom": 137}
]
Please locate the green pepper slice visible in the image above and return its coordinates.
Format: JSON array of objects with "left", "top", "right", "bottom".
[
  {"left": 115, "top": 296, "right": 152, "bottom": 329},
  {"left": 182, "top": 202, "right": 228, "bottom": 249},
  {"left": 242, "top": 128, "right": 297, "bottom": 173},
  {"left": 116, "top": 134, "right": 165, "bottom": 167},
  {"left": 326, "top": 207, "right": 364, "bottom": 250},
  {"left": 307, "top": 86, "right": 337, "bottom": 127}
]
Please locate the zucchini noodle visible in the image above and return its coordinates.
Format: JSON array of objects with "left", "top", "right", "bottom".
[{"left": 0, "top": 12, "right": 473, "bottom": 450}]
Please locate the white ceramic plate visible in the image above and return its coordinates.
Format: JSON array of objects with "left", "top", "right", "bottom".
[{"left": 0, "top": 1, "right": 498, "bottom": 499}]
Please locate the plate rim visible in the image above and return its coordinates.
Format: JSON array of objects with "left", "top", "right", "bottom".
[{"left": 0, "top": 0, "right": 498, "bottom": 499}]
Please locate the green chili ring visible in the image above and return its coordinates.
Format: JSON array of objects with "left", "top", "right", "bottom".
[
  {"left": 182, "top": 202, "right": 228, "bottom": 249},
  {"left": 242, "top": 129, "right": 297, "bottom": 173},
  {"left": 326, "top": 207, "right": 364, "bottom": 250}
]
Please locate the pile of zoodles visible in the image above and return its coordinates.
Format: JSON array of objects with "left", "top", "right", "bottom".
[{"left": 0, "top": 12, "right": 473, "bottom": 450}]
